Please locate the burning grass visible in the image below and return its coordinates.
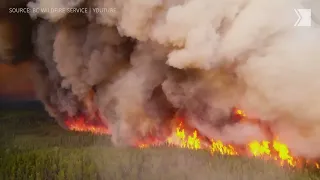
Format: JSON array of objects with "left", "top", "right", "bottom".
[
  {"left": 65, "top": 108, "right": 320, "bottom": 170},
  {"left": 0, "top": 109, "right": 320, "bottom": 180}
]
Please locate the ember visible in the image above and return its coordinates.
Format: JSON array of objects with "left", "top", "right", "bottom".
[{"left": 64, "top": 109, "right": 320, "bottom": 169}]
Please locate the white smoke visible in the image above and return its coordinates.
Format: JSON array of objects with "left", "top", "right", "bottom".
[{"left": 30, "top": 0, "right": 320, "bottom": 157}]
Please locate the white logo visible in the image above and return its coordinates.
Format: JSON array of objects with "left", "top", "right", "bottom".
[{"left": 294, "top": 9, "right": 312, "bottom": 27}]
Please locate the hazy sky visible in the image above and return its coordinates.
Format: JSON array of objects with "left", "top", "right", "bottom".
[{"left": 0, "top": 62, "right": 35, "bottom": 100}]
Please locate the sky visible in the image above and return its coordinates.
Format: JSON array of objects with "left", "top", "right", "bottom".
[{"left": 0, "top": 62, "right": 35, "bottom": 100}]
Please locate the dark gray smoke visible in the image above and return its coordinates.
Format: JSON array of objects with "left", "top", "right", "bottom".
[
  {"left": 53, "top": 12, "right": 134, "bottom": 100},
  {"left": 30, "top": 20, "right": 83, "bottom": 128}
]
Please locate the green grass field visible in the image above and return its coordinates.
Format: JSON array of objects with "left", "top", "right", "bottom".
[{"left": 0, "top": 110, "right": 319, "bottom": 180}]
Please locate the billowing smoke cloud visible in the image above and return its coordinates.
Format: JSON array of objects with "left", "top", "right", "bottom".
[
  {"left": 28, "top": 0, "right": 320, "bottom": 157},
  {"left": 95, "top": 42, "right": 175, "bottom": 146},
  {"left": 30, "top": 20, "right": 83, "bottom": 128}
]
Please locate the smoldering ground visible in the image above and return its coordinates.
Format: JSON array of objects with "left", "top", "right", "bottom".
[{"left": 2, "top": 0, "right": 320, "bottom": 158}]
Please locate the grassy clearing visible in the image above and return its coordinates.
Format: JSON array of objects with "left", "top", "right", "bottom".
[{"left": 0, "top": 110, "right": 319, "bottom": 180}]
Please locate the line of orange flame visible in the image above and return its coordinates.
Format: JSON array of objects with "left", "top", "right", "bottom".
[{"left": 65, "top": 109, "right": 320, "bottom": 169}]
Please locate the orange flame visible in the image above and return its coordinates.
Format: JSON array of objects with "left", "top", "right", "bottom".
[
  {"left": 64, "top": 108, "right": 320, "bottom": 169},
  {"left": 65, "top": 115, "right": 110, "bottom": 135}
]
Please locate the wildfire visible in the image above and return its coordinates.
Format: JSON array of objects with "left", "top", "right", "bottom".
[
  {"left": 64, "top": 108, "right": 320, "bottom": 169},
  {"left": 65, "top": 115, "right": 110, "bottom": 135}
]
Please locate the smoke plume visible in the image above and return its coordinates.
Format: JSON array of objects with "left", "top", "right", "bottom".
[
  {"left": 28, "top": 0, "right": 320, "bottom": 157},
  {"left": 30, "top": 20, "right": 83, "bottom": 128}
]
